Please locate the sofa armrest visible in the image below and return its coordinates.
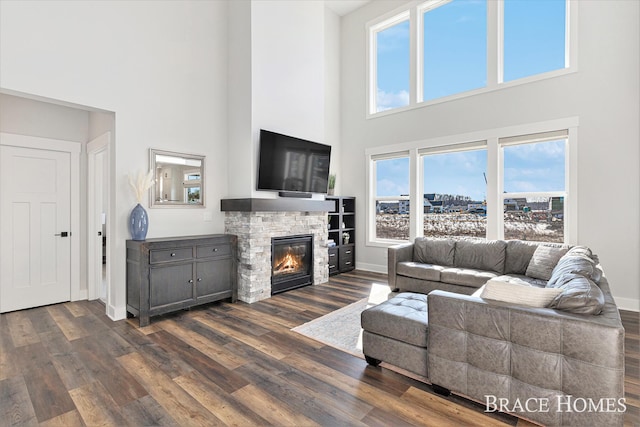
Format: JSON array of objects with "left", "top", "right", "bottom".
[
  {"left": 427, "top": 290, "right": 625, "bottom": 426},
  {"left": 387, "top": 242, "right": 414, "bottom": 290}
]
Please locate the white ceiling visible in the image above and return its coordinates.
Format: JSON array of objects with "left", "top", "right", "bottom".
[{"left": 325, "top": 0, "right": 370, "bottom": 16}]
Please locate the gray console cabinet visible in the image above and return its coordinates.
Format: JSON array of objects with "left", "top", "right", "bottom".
[{"left": 126, "top": 234, "right": 237, "bottom": 326}]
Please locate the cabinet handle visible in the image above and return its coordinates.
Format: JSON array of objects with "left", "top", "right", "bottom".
[
  {"left": 171, "top": 253, "right": 176, "bottom": 257},
  {"left": 329, "top": 253, "right": 336, "bottom": 257},
  {"left": 188, "top": 279, "right": 194, "bottom": 283},
  {"left": 345, "top": 261, "right": 352, "bottom": 265},
  {"left": 197, "top": 278, "right": 202, "bottom": 282},
  {"left": 345, "top": 250, "right": 351, "bottom": 254},
  {"left": 213, "top": 248, "right": 218, "bottom": 252}
]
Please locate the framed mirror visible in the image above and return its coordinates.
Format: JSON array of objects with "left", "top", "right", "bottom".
[{"left": 150, "top": 149, "right": 205, "bottom": 207}]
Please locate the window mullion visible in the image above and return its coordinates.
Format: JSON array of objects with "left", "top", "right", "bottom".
[
  {"left": 486, "top": 137, "right": 500, "bottom": 239},
  {"left": 410, "top": 7, "right": 418, "bottom": 106},
  {"left": 494, "top": 0, "right": 504, "bottom": 85},
  {"left": 410, "top": 148, "right": 421, "bottom": 240}
]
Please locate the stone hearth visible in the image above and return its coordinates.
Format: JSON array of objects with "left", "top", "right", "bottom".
[{"left": 222, "top": 198, "right": 334, "bottom": 303}]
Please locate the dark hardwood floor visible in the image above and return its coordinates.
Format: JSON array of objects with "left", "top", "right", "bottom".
[{"left": 0, "top": 270, "right": 638, "bottom": 426}]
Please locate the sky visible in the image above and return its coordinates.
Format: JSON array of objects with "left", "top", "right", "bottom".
[
  {"left": 375, "top": 0, "right": 567, "bottom": 200},
  {"left": 377, "top": 139, "right": 565, "bottom": 200}
]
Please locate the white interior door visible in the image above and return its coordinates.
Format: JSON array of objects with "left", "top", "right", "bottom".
[{"left": 0, "top": 145, "right": 72, "bottom": 312}]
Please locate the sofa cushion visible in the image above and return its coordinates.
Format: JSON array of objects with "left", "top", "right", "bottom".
[
  {"left": 396, "top": 262, "right": 445, "bottom": 282},
  {"left": 361, "top": 292, "right": 429, "bottom": 347},
  {"left": 525, "top": 245, "right": 568, "bottom": 281},
  {"left": 548, "top": 273, "right": 605, "bottom": 315},
  {"left": 441, "top": 267, "right": 498, "bottom": 288},
  {"left": 547, "top": 248, "right": 601, "bottom": 287},
  {"left": 413, "top": 237, "right": 455, "bottom": 266},
  {"left": 479, "top": 278, "right": 562, "bottom": 308},
  {"left": 504, "top": 240, "right": 539, "bottom": 274},
  {"left": 454, "top": 239, "right": 507, "bottom": 274}
]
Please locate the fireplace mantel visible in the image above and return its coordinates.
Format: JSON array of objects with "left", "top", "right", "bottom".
[{"left": 221, "top": 198, "right": 335, "bottom": 212}]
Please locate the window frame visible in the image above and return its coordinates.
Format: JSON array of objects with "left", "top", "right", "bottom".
[
  {"left": 368, "top": 10, "right": 412, "bottom": 115},
  {"left": 367, "top": 151, "right": 413, "bottom": 246},
  {"left": 367, "top": 0, "right": 578, "bottom": 118},
  {"left": 498, "top": 131, "right": 570, "bottom": 242},
  {"left": 365, "top": 118, "right": 578, "bottom": 247},
  {"left": 419, "top": 141, "right": 489, "bottom": 239}
]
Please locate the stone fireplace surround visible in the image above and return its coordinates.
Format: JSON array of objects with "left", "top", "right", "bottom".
[{"left": 221, "top": 198, "right": 334, "bottom": 303}]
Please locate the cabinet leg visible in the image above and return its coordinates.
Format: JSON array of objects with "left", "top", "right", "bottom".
[{"left": 139, "top": 316, "right": 150, "bottom": 327}]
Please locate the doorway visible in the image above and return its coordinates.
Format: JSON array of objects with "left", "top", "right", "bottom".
[{"left": 87, "top": 132, "right": 110, "bottom": 303}]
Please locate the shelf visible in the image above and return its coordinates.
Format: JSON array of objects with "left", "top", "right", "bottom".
[{"left": 325, "top": 196, "right": 356, "bottom": 276}]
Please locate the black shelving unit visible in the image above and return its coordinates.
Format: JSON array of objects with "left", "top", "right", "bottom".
[{"left": 326, "top": 196, "right": 355, "bottom": 275}]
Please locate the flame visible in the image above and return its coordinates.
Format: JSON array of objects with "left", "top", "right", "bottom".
[{"left": 274, "top": 251, "right": 303, "bottom": 275}]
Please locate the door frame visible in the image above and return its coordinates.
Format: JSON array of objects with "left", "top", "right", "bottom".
[
  {"left": 0, "top": 132, "right": 82, "bottom": 303},
  {"left": 87, "top": 132, "right": 111, "bottom": 302}
]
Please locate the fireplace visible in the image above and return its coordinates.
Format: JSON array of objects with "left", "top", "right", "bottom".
[{"left": 271, "top": 235, "right": 313, "bottom": 294}]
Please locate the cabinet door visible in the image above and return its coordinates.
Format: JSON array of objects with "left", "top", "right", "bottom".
[
  {"left": 149, "top": 263, "right": 194, "bottom": 309},
  {"left": 339, "top": 246, "right": 355, "bottom": 271},
  {"left": 195, "top": 259, "right": 233, "bottom": 300},
  {"left": 328, "top": 247, "right": 339, "bottom": 275}
]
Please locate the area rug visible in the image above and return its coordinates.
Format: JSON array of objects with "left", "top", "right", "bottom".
[{"left": 291, "top": 284, "right": 394, "bottom": 359}]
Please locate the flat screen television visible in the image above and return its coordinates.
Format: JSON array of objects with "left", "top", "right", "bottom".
[{"left": 257, "top": 129, "right": 331, "bottom": 196}]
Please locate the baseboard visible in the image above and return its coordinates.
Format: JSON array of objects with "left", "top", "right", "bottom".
[
  {"left": 356, "top": 262, "right": 386, "bottom": 274},
  {"left": 613, "top": 296, "right": 640, "bottom": 312},
  {"left": 108, "top": 304, "right": 127, "bottom": 321}
]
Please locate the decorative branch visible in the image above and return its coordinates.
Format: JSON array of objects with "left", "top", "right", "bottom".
[{"left": 128, "top": 170, "right": 154, "bottom": 204}]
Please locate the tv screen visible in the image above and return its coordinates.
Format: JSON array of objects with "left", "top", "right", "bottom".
[{"left": 257, "top": 129, "right": 331, "bottom": 194}]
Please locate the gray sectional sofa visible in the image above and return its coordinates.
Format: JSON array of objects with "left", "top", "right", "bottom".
[{"left": 362, "top": 237, "right": 625, "bottom": 426}]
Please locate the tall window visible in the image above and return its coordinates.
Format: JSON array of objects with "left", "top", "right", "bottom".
[
  {"left": 421, "top": 0, "right": 487, "bottom": 102},
  {"left": 501, "top": 132, "right": 567, "bottom": 242},
  {"left": 372, "top": 155, "right": 410, "bottom": 241},
  {"left": 366, "top": 122, "right": 575, "bottom": 246},
  {"left": 503, "top": 0, "right": 566, "bottom": 82},
  {"left": 421, "top": 146, "right": 487, "bottom": 238},
  {"left": 372, "top": 14, "right": 410, "bottom": 112},
  {"left": 368, "top": 0, "right": 573, "bottom": 115}
]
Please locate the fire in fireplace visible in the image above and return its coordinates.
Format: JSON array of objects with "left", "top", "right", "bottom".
[{"left": 271, "top": 235, "right": 313, "bottom": 294}]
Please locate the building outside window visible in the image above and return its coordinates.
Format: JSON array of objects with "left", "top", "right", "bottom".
[
  {"left": 421, "top": 145, "right": 487, "bottom": 239},
  {"left": 501, "top": 132, "right": 567, "bottom": 243}
]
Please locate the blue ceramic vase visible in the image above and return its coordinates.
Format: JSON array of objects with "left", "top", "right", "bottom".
[{"left": 129, "top": 203, "right": 148, "bottom": 240}]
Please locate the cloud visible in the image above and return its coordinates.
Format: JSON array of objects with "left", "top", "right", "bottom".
[
  {"left": 377, "top": 178, "right": 409, "bottom": 197},
  {"left": 377, "top": 88, "right": 409, "bottom": 112}
]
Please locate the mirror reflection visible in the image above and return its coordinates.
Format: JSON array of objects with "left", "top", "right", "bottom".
[{"left": 150, "top": 149, "right": 205, "bottom": 207}]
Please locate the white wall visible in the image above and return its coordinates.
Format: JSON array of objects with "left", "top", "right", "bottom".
[
  {"left": 340, "top": 0, "right": 639, "bottom": 310},
  {"left": 251, "top": 0, "right": 327, "bottom": 198},
  {"left": 0, "top": 0, "right": 230, "bottom": 318},
  {"left": 226, "top": 0, "right": 254, "bottom": 199},
  {"left": 324, "top": 6, "right": 342, "bottom": 193},
  {"left": 225, "top": 0, "right": 337, "bottom": 199},
  {"left": 0, "top": 94, "right": 89, "bottom": 142}
]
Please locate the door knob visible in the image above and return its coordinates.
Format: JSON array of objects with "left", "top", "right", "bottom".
[{"left": 55, "top": 232, "right": 69, "bottom": 237}]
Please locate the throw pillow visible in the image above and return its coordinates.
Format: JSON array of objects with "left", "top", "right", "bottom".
[
  {"left": 480, "top": 278, "right": 562, "bottom": 308},
  {"left": 525, "top": 245, "right": 568, "bottom": 281},
  {"left": 548, "top": 273, "right": 605, "bottom": 315},
  {"left": 413, "top": 237, "right": 455, "bottom": 266},
  {"left": 547, "top": 253, "right": 599, "bottom": 288}
]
